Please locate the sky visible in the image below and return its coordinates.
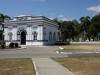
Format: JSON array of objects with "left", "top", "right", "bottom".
[{"left": 0, "top": 0, "right": 100, "bottom": 21}]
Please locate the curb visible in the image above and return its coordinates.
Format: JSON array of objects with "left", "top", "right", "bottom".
[
  {"left": 56, "top": 47, "right": 100, "bottom": 54},
  {"left": 59, "top": 47, "right": 64, "bottom": 50},
  {"left": 55, "top": 51, "right": 60, "bottom": 53},
  {"left": 56, "top": 51, "right": 100, "bottom": 54},
  {"left": 32, "top": 58, "right": 38, "bottom": 75},
  {"left": 15, "top": 47, "right": 27, "bottom": 50},
  {"left": 55, "top": 47, "right": 64, "bottom": 53}
]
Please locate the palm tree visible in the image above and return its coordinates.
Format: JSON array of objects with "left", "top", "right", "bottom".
[
  {"left": 80, "top": 16, "right": 90, "bottom": 41},
  {"left": 0, "top": 13, "right": 11, "bottom": 40}
]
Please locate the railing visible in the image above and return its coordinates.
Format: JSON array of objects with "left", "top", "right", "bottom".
[{"left": 4, "top": 16, "right": 44, "bottom": 22}]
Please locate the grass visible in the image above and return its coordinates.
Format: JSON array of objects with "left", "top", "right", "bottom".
[
  {"left": 59, "top": 44, "right": 100, "bottom": 52},
  {"left": 53, "top": 57, "right": 100, "bottom": 75},
  {"left": 0, "top": 58, "right": 35, "bottom": 75}
]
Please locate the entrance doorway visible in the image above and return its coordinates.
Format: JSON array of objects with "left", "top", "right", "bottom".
[{"left": 21, "top": 31, "right": 26, "bottom": 45}]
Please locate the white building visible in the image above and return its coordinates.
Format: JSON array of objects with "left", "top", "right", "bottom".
[{"left": 3, "top": 15, "right": 59, "bottom": 45}]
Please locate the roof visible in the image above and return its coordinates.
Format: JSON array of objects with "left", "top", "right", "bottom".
[{"left": 3, "top": 15, "right": 58, "bottom": 27}]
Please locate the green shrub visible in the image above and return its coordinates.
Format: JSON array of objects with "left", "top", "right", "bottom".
[
  {"left": 2, "top": 44, "right": 5, "bottom": 48},
  {"left": 0, "top": 40, "right": 6, "bottom": 49},
  {"left": 0, "top": 45, "right": 2, "bottom": 49},
  {"left": 9, "top": 42, "right": 14, "bottom": 48},
  {"left": 55, "top": 42, "right": 70, "bottom": 45},
  {"left": 14, "top": 43, "right": 18, "bottom": 47}
]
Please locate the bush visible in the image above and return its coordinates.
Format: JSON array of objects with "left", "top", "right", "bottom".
[
  {"left": 0, "top": 45, "right": 2, "bottom": 49},
  {"left": 55, "top": 42, "right": 70, "bottom": 45},
  {"left": 0, "top": 40, "right": 6, "bottom": 49},
  {"left": 2, "top": 44, "right": 5, "bottom": 48},
  {"left": 14, "top": 43, "right": 18, "bottom": 47},
  {"left": 9, "top": 42, "right": 14, "bottom": 48}
]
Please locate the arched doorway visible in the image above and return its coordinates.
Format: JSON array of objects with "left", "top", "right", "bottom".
[{"left": 21, "top": 31, "right": 26, "bottom": 45}]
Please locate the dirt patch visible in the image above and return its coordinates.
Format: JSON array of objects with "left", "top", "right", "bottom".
[
  {"left": 60, "top": 44, "right": 100, "bottom": 52},
  {"left": 53, "top": 57, "right": 100, "bottom": 75},
  {"left": 0, "top": 58, "right": 35, "bottom": 75}
]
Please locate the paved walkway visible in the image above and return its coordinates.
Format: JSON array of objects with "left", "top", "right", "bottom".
[{"left": 32, "top": 58, "right": 74, "bottom": 75}]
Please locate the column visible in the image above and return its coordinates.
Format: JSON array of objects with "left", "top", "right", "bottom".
[
  {"left": 27, "top": 26, "right": 30, "bottom": 40},
  {"left": 4, "top": 27, "right": 7, "bottom": 40},
  {"left": 38, "top": 25, "right": 43, "bottom": 40},
  {"left": 15, "top": 27, "right": 17, "bottom": 40},
  {"left": 30, "top": 25, "right": 32, "bottom": 40},
  {"left": 41, "top": 26, "right": 43, "bottom": 40}
]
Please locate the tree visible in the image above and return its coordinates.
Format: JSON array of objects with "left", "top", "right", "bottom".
[
  {"left": 72, "top": 19, "right": 80, "bottom": 41},
  {"left": 79, "top": 16, "right": 90, "bottom": 41},
  {"left": 53, "top": 18, "right": 79, "bottom": 41},
  {"left": 90, "top": 14, "right": 100, "bottom": 41},
  {"left": 60, "top": 20, "right": 79, "bottom": 41},
  {"left": 0, "top": 13, "right": 11, "bottom": 40},
  {"left": 53, "top": 18, "right": 62, "bottom": 30}
]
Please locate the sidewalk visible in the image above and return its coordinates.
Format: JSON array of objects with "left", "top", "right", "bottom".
[{"left": 32, "top": 58, "right": 74, "bottom": 75}]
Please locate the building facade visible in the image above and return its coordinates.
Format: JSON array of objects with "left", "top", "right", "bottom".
[{"left": 3, "top": 15, "right": 59, "bottom": 45}]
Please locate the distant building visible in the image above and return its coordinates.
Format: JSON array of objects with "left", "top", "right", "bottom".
[{"left": 3, "top": 15, "right": 59, "bottom": 45}]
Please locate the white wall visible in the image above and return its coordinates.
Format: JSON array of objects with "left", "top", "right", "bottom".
[
  {"left": 4, "top": 19, "right": 58, "bottom": 45},
  {"left": 44, "top": 24, "right": 58, "bottom": 45}
]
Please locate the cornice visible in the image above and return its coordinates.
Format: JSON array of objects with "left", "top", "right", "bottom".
[{"left": 3, "top": 17, "right": 58, "bottom": 27}]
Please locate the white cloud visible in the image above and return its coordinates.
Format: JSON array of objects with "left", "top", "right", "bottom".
[
  {"left": 58, "top": 15, "right": 64, "bottom": 18},
  {"left": 38, "top": 15, "right": 43, "bottom": 16},
  {"left": 49, "top": 18, "right": 54, "bottom": 20},
  {"left": 87, "top": 4, "right": 100, "bottom": 12},
  {"left": 51, "top": 13, "right": 56, "bottom": 15},
  {"left": 36, "top": 12, "right": 41, "bottom": 14},
  {"left": 60, "top": 18, "right": 72, "bottom": 21}
]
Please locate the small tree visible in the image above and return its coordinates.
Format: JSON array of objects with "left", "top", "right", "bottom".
[{"left": 9, "top": 42, "right": 14, "bottom": 48}]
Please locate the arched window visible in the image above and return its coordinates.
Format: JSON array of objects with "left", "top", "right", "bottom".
[
  {"left": 53, "top": 32, "right": 56, "bottom": 41},
  {"left": 33, "top": 32, "right": 37, "bottom": 41},
  {"left": 8, "top": 32, "right": 13, "bottom": 41},
  {"left": 49, "top": 32, "right": 52, "bottom": 41},
  {"left": 43, "top": 27, "right": 46, "bottom": 41}
]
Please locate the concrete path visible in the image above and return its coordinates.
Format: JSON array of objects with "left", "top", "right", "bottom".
[{"left": 32, "top": 58, "right": 74, "bottom": 75}]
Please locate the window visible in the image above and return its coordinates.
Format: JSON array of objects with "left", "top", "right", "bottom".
[
  {"left": 33, "top": 32, "right": 37, "bottom": 41},
  {"left": 33, "top": 27, "right": 37, "bottom": 29},
  {"left": 44, "top": 27, "right": 46, "bottom": 30},
  {"left": 49, "top": 32, "right": 52, "bottom": 41},
  {"left": 53, "top": 32, "right": 56, "bottom": 41},
  {"left": 8, "top": 28, "right": 12, "bottom": 31},
  {"left": 9, "top": 35, "right": 12, "bottom": 41},
  {"left": 43, "top": 33, "right": 45, "bottom": 40},
  {"left": 43, "top": 31, "right": 46, "bottom": 40},
  {"left": 8, "top": 32, "right": 13, "bottom": 41}
]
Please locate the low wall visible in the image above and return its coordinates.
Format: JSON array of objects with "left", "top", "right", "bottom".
[{"left": 70, "top": 42, "right": 100, "bottom": 44}]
